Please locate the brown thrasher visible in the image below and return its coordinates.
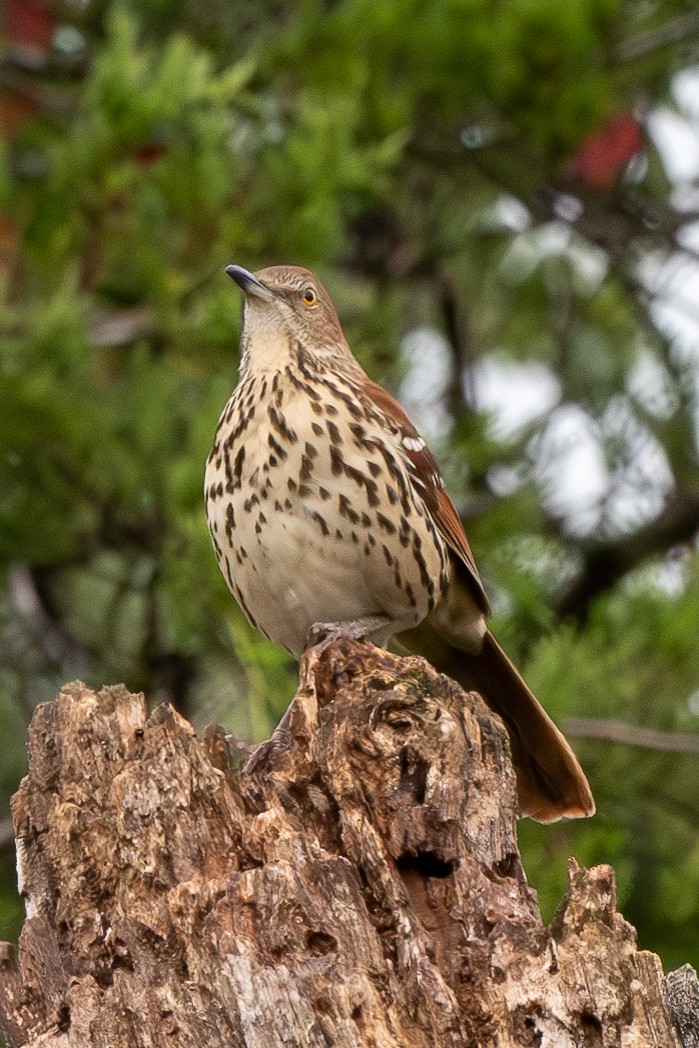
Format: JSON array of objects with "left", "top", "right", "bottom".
[{"left": 205, "top": 264, "right": 595, "bottom": 823}]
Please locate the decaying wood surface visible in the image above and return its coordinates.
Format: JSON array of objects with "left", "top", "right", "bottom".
[{"left": 0, "top": 639, "right": 687, "bottom": 1047}]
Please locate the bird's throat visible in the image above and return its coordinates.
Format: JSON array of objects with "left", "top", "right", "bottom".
[{"left": 240, "top": 306, "right": 297, "bottom": 375}]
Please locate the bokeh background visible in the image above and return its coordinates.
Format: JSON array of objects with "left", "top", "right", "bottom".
[{"left": 1, "top": 0, "right": 698, "bottom": 982}]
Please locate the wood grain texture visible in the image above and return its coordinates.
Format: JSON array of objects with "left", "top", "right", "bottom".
[{"left": 0, "top": 641, "right": 682, "bottom": 1047}]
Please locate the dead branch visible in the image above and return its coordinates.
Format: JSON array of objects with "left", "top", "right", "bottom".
[{"left": 0, "top": 640, "right": 686, "bottom": 1047}]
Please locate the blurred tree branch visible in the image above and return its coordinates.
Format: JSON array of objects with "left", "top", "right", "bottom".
[
  {"left": 551, "top": 491, "right": 699, "bottom": 621},
  {"left": 0, "top": 820, "right": 14, "bottom": 854},
  {"left": 614, "top": 11, "right": 699, "bottom": 64},
  {"left": 566, "top": 718, "right": 699, "bottom": 754}
]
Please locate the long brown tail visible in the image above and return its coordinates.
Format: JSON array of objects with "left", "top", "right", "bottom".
[{"left": 398, "top": 621, "right": 595, "bottom": 823}]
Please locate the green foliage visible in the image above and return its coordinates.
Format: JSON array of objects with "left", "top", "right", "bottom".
[
  {"left": 1, "top": 0, "right": 697, "bottom": 977},
  {"left": 519, "top": 563, "right": 699, "bottom": 968}
]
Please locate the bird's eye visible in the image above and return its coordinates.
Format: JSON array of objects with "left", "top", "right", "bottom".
[{"left": 302, "top": 287, "right": 317, "bottom": 307}]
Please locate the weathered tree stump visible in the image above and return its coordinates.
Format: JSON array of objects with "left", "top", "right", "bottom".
[{"left": 0, "top": 640, "right": 688, "bottom": 1047}]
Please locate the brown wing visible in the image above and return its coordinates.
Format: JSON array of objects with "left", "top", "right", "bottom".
[{"left": 362, "top": 378, "right": 490, "bottom": 615}]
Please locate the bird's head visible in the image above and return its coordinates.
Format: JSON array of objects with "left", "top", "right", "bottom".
[{"left": 226, "top": 264, "right": 353, "bottom": 373}]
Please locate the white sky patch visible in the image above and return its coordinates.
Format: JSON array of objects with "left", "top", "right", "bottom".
[
  {"left": 487, "top": 462, "right": 525, "bottom": 497},
  {"left": 599, "top": 395, "right": 675, "bottom": 528},
  {"left": 623, "top": 232, "right": 699, "bottom": 448},
  {"left": 647, "top": 106, "right": 699, "bottom": 183},
  {"left": 627, "top": 351, "right": 679, "bottom": 419},
  {"left": 673, "top": 66, "right": 699, "bottom": 120},
  {"left": 399, "top": 327, "right": 453, "bottom": 444},
  {"left": 651, "top": 293, "right": 699, "bottom": 354},
  {"left": 485, "top": 194, "right": 531, "bottom": 233},
  {"left": 644, "top": 256, "right": 699, "bottom": 448},
  {"left": 678, "top": 219, "right": 699, "bottom": 251},
  {"left": 639, "top": 245, "right": 699, "bottom": 346},
  {"left": 473, "top": 358, "right": 561, "bottom": 438},
  {"left": 534, "top": 405, "right": 609, "bottom": 535},
  {"left": 500, "top": 221, "right": 608, "bottom": 294}
]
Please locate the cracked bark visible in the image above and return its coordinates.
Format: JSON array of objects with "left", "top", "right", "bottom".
[{"left": 0, "top": 640, "right": 686, "bottom": 1047}]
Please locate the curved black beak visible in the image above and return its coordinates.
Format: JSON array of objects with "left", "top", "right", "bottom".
[{"left": 224, "top": 265, "right": 275, "bottom": 301}]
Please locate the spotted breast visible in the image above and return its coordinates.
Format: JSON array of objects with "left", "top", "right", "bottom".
[{"left": 205, "top": 362, "right": 451, "bottom": 657}]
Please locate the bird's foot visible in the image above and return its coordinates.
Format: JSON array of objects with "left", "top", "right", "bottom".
[
  {"left": 305, "top": 614, "right": 392, "bottom": 652},
  {"left": 243, "top": 704, "right": 294, "bottom": 776}
]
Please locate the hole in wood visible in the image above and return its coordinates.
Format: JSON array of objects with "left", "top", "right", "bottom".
[
  {"left": 492, "top": 853, "right": 519, "bottom": 879},
  {"left": 307, "top": 931, "right": 337, "bottom": 955},
  {"left": 399, "top": 749, "right": 429, "bottom": 804},
  {"left": 351, "top": 1003, "right": 364, "bottom": 1026},
  {"left": 513, "top": 1006, "right": 543, "bottom": 1046},
  {"left": 579, "top": 1011, "right": 602, "bottom": 1028},
  {"left": 56, "top": 1001, "right": 71, "bottom": 1032},
  {"left": 397, "top": 851, "right": 455, "bottom": 880}
]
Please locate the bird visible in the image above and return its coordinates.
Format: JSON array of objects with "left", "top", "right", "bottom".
[{"left": 204, "top": 264, "right": 595, "bottom": 823}]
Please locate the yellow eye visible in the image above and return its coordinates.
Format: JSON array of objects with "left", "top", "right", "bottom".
[{"left": 302, "top": 287, "right": 317, "bottom": 306}]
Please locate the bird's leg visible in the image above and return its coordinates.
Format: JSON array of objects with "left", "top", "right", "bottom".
[
  {"left": 245, "top": 612, "right": 394, "bottom": 775},
  {"left": 245, "top": 615, "right": 393, "bottom": 776},
  {"left": 305, "top": 614, "right": 393, "bottom": 651},
  {"left": 243, "top": 708, "right": 294, "bottom": 775}
]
